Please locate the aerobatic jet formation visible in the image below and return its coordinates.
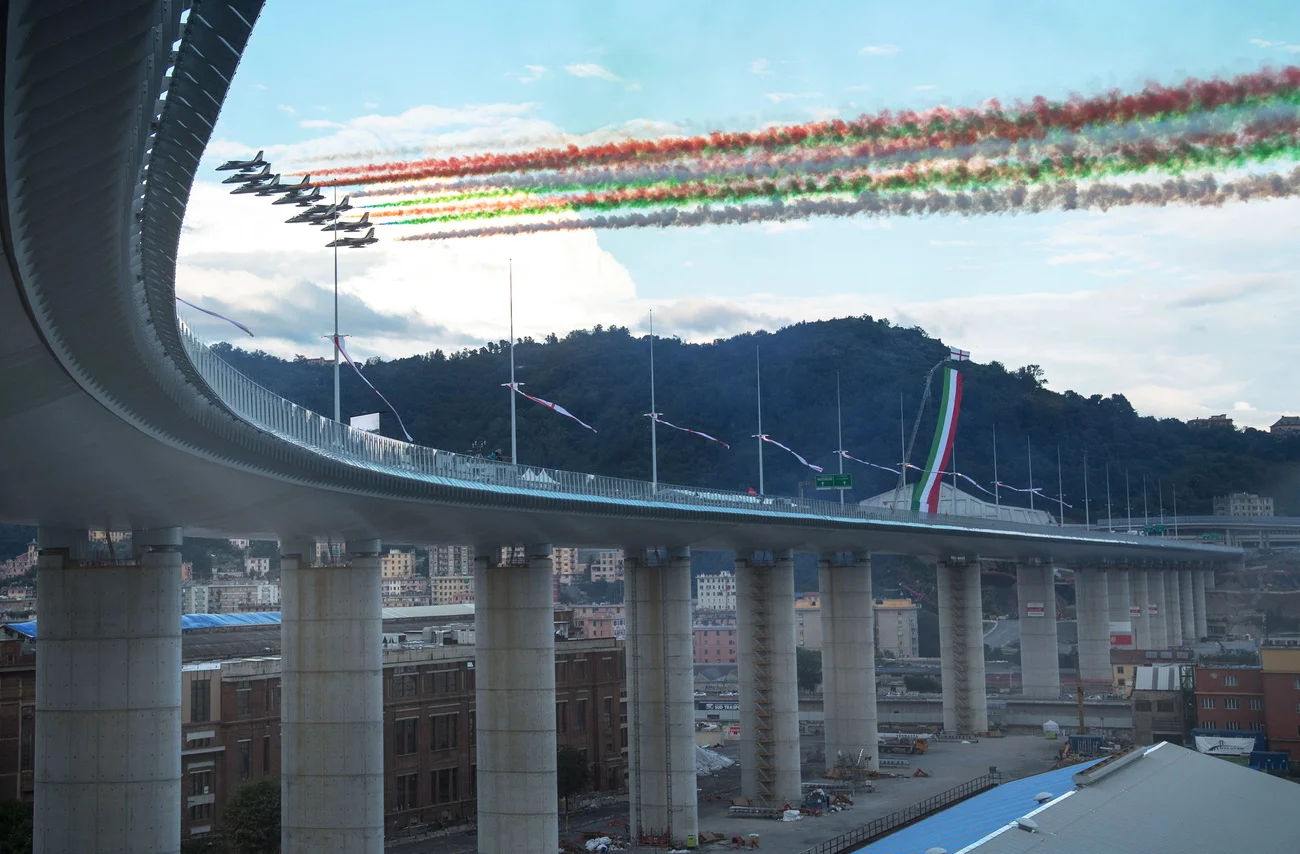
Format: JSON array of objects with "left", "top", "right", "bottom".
[
  {"left": 216, "top": 150, "right": 267, "bottom": 171},
  {"left": 325, "top": 227, "right": 378, "bottom": 249},
  {"left": 273, "top": 186, "right": 324, "bottom": 205},
  {"left": 221, "top": 163, "right": 271, "bottom": 184},
  {"left": 230, "top": 174, "right": 285, "bottom": 194}
]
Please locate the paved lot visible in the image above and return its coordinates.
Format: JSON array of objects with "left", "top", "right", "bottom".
[{"left": 388, "top": 733, "right": 1065, "bottom": 853}]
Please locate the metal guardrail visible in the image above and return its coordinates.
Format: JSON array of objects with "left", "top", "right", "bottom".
[
  {"left": 176, "top": 321, "right": 1232, "bottom": 547},
  {"left": 796, "top": 772, "right": 1001, "bottom": 854}
]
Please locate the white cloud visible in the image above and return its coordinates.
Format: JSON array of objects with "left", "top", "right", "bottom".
[
  {"left": 625, "top": 82, "right": 643, "bottom": 92},
  {"left": 517, "top": 65, "right": 548, "bottom": 84},
  {"left": 751, "top": 58, "right": 773, "bottom": 76},
  {"left": 912, "top": 84, "right": 937, "bottom": 92},
  {"left": 928, "top": 239, "right": 977, "bottom": 247},
  {"left": 1233, "top": 401, "right": 1256, "bottom": 412},
  {"left": 763, "top": 222, "right": 814, "bottom": 234},
  {"left": 1250, "top": 38, "right": 1285, "bottom": 47},
  {"left": 249, "top": 83, "right": 267, "bottom": 91},
  {"left": 565, "top": 62, "right": 619, "bottom": 81},
  {"left": 860, "top": 44, "right": 900, "bottom": 56},
  {"left": 276, "top": 104, "right": 296, "bottom": 115},
  {"left": 363, "top": 101, "right": 380, "bottom": 109},
  {"left": 807, "top": 107, "right": 841, "bottom": 121},
  {"left": 845, "top": 83, "right": 871, "bottom": 93},
  {"left": 1046, "top": 251, "right": 1112, "bottom": 266},
  {"left": 765, "top": 92, "right": 822, "bottom": 104},
  {"left": 300, "top": 119, "right": 344, "bottom": 129}
]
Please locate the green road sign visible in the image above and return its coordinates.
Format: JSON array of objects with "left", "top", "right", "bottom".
[{"left": 815, "top": 474, "right": 853, "bottom": 489}]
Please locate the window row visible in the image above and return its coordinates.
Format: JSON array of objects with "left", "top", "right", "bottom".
[
  {"left": 1199, "top": 697, "right": 1262, "bottom": 710},
  {"left": 389, "top": 669, "right": 465, "bottom": 699},
  {"left": 395, "top": 713, "right": 471, "bottom": 755},
  {"left": 393, "top": 766, "right": 466, "bottom": 811}
]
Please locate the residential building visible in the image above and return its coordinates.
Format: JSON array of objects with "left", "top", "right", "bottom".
[
  {"left": 1270, "top": 415, "right": 1300, "bottom": 436},
  {"left": 227, "top": 538, "right": 250, "bottom": 550},
  {"left": 1112, "top": 649, "right": 1194, "bottom": 697},
  {"left": 429, "top": 545, "right": 472, "bottom": 577},
  {"left": 795, "top": 593, "right": 822, "bottom": 649},
  {"left": 315, "top": 539, "right": 344, "bottom": 566},
  {"left": 1187, "top": 414, "right": 1234, "bottom": 430},
  {"left": 383, "top": 575, "right": 430, "bottom": 608},
  {"left": 1194, "top": 665, "right": 1266, "bottom": 733},
  {"left": 587, "top": 549, "right": 624, "bottom": 583},
  {"left": 1212, "top": 492, "right": 1275, "bottom": 517},
  {"left": 244, "top": 556, "right": 270, "bottom": 577},
  {"left": 694, "top": 625, "right": 738, "bottom": 664},
  {"left": 1260, "top": 646, "right": 1300, "bottom": 760},
  {"left": 430, "top": 575, "right": 474, "bottom": 605},
  {"left": 696, "top": 570, "right": 737, "bottom": 611},
  {"left": 381, "top": 549, "right": 417, "bottom": 580},
  {"left": 551, "top": 547, "right": 580, "bottom": 585},
  {"left": 182, "top": 583, "right": 210, "bottom": 615},
  {"left": 1131, "top": 664, "right": 1194, "bottom": 746},
  {"left": 571, "top": 605, "right": 625, "bottom": 640},
  {"left": 182, "top": 582, "right": 280, "bottom": 615},
  {"left": 874, "top": 598, "right": 921, "bottom": 659}
]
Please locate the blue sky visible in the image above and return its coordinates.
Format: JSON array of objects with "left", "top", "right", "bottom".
[{"left": 177, "top": 0, "right": 1300, "bottom": 428}]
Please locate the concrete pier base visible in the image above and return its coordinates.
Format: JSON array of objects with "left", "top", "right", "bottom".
[
  {"left": 1074, "top": 568, "right": 1111, "bottom": 685},
  {"left": 1129, "top": 572, "right": 1151, "bottom": 650},
  {"left": 1107, "top": 569, "right": 1131, "bottom": 648},
  {"left": 281, "top": 538, "right": 384, "bottom": 853},
  {"left": 475, "top": 544, "right": 558, "bottom": 854},
  {"left": 1016, "top": 564, "right": 1060, "bottom": 699},
  {"left": 35, "top": 527, "right": 182, "bottom": 854},
  {"left": 1167, "top": 571, "right": 1183, "bottom": 647},
  {"left": 820, "top": 552, "right": 878, "bottom": 772},
  {"left": 1149, "top": 571, "right": 1169, "bottom": 649},
  {"left": 937, "top": 561, "right": 987, "bottom": 734},
  {"left": 736, "top": 551, "right": 800, "bottom": 804},
  {"left": 626, "top": 548, "right": 697, "bottom": 845},
  {"left": 1180, "top": 569, "right": 1196, "bottom": 643},
  {"left": 1194, "top": 571, "right": 1209, "bottom": 641}
]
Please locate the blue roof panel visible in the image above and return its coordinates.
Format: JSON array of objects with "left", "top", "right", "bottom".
[
  {"left": 859, "top": 759, "right": 1104, "bottom": 854},
  {"left": 6, "top": 612, "right": 284, "bottom": 638}
]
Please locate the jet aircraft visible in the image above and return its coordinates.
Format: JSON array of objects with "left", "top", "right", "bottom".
[
  {"left": 326, "top": 227, "right": 378, "bottom": 249},
  {"left": 321, "top": 212, "right": 371, "bottom": 232},
  {"left": 231, "top": 175, "right": 285, "bottom": 194},
  {"left": 273, "top": 185, "right": 324, "bottom": 205},
  {"left": 216, "top": 150, "right": 267, "bottom": 172},
  {"left": 221, "top": 164, "right": 271, "bottom": 184}
]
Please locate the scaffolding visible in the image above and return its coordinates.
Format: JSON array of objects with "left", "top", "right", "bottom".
[
  {"left": 947, "top": 566, "right": 972, "bottom": 735},
  {"left": 749, "top": 565, "right": 777, "bottom": 803}
]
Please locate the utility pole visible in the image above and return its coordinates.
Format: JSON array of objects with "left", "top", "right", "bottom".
[
  {"left": 1105, "top": 462, "right": 1113, "bottom": 531},
  {"left": 1027, "top": 437, "right": 1035, "bottom": 511},
  {"left": 1056, "top": 445, "right": 1064, "bottom": 527},
  {"left": 1083, "top": 450, "right": 1091, "bottom": 529},
  {"left": 835, "top": 372, "right": 844, "bottom": 507},
  {"left": 508, "top": 259, "right": 517, "bottom": 465},
  {"left": 992, "top": 423, "right": 1000, "bottom": 514},
  {"left": 756, "top": 346, "right": 764, "bottom": 495},
  {"left": 1172, "top": 483, "right": 1179, "bottom": 538},
  {"left": 649, "top": 310, "right": 658, "bottom": 489},
  {"left": 332, "top": 184, "right": 340, "bottom": 422},
  {"left": 1126, "top": 469, "right": 1132, "bottom": 532}
]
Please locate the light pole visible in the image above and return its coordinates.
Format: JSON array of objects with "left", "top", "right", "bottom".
[
  {"left": 649, "top": 310, "right": 658, "bottom": 489},
  {"left": 756, "top": 345, "right": 764, "bottom": 495},
  {"left": 509, "top": 258, "right": 517, "bottom": 465},
  {"left": 835, "top": 372, "right": 844, "bottom": 507},
  {"left": 333, "top": 185, "right": 341, "bottom": 422}
]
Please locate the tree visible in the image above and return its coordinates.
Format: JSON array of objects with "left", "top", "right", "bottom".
[
  {"left": 0, "top": 799, "right": 32, "bottom": 854},
  {"left": 222, "top": 778, "right": 280, "bottom": 854},
  {"left": 796, "top": 647, "right": 822, "bottom": 693},
  {"left": 556, "top": 745, "right": 592, "bottom": 831},
  {"left": 180, "top": 836, "right": 224, "bottom": 854}
]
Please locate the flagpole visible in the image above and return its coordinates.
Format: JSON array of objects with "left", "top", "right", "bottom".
[
  {"left": 1027, "top": 437, "right": 1035, "bottom": 512},
  {"left": 895, "top": 392, "right": 907, "bottom": 510},
  {"left": 1142, "top": 474, "right": 1149, "bottom": 528},
  {"left": 1125, "top": 469, "right": 1132, "bottom": 532},
  {"left": 1158, "top": 478, "right": 1164, "bottom": 531},
  {"left": 1105, "top": 462, "right": 1112, "bottom": 531},
  {"left": 835, "top": 372, "right": 844, "bottom": 507},
  {"left": 649, "top": 310, "right": 658, "bottom": 490},
  {"left": 992, "top": 423, "right": 1000, "bottom": 518},
  {"left": 1056, "top": 445, "right": 1064, "bottom": 527},
  {"left": 1172, "top": 483, "right": 1179, "bottom": 538},
  {"left": 756, "top": 345, "right": 764, "bottom": 496},
  {"left": 509, "top": 258, "right": 517, "bottom": 466},
  {"left": 333, "top": 184, "right": 340, "bottom": 423},
  {"left": 1083, "top": 450, "right": 1091, "bottom": 530},
  {"left": 950, "top": 438, "right": 958, "bottom": 516}
]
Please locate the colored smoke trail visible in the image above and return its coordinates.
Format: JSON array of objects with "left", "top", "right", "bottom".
[
  {"left": 375, "top": 131, "right": 1300, "bottom": 226},
  {"left": 393, "top": 169, "right": 1300, "bottom": 242},
  {"left": 308, "top": 66, "right": 1300, "bottom": 185}
]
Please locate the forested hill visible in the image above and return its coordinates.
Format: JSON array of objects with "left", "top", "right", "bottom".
[{"left": 211, "top": 316, "right": 1300, "bottom": 519}]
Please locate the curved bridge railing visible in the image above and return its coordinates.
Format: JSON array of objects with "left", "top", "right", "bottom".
[{"left": 181, "top": 321, "right": 1171, "bottom": 541}]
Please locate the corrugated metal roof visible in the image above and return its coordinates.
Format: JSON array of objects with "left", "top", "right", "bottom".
[
  {"left": 962, "top": 743, "right": 1300, "bottom": 853},
  {"left": 1133, "top": 664, "right": 1182, "bottom": 691},
  {"left": 858, "top": 760, "right": 1104, "bottom": 854}
]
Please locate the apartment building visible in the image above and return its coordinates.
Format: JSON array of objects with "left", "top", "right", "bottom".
[{"left": 696, "top": 571, "right": 736, "bottom": 611}]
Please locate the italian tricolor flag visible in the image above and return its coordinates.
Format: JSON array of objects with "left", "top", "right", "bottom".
[{"left": 911, "top": 368, "right": 963, "bottom": 513}]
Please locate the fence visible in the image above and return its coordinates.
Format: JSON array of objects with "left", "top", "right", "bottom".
[
  {"left": 796, "top": 772, "right": 1001, "bottom": 854},
  {"left": 176, "top": 320, "right": 1210, "bottom": 547}
]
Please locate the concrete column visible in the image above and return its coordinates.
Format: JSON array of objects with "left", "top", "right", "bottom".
[
  {"left": 1169, "top": 571, "right": 1185, "bottom": 646},
  {"left": 625, "top": 548, "right": 697, "bottom": 845},
  {"left": 1074, "top": 568, "right": 1111, "bottom": 686},
  {"left": 1193, "top": 571, "right": 1209, "bottom": 641},
  {"left": 1148, "top": 571, "right": 1169, "bottom": 649},
  {"left": 736, "top": 551, "right": 800, "bottom": 804},
  {"left": 1180, "top": 569, "right": 1196, "bottom": 643},
  {"left": 937, "top": 560, "right": 987, "bottom": 734},
  {"left": 281, "top": 538, "right": 383, "bottom": 853},
  {"left": 475, "top": 544, "right": 558, "bottom": 853},
  {"left": 1107, "top": 569, "right": 1131, "bottom": 648},
  {"left": 819, "top": 551, "right": 877, "bottom": 772},
  {"left": 34, "top": 527, "right": 182, "bottom": 854},
  {"left": 1016, "top": 564, "right": 1059, "bottom": 699},
  {"left": 1129, "top": 571, "right": 1151, "bottom": 650}
]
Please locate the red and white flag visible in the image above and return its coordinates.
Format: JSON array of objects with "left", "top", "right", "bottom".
[
  {"left": 649, "top": 414, "right": 729, "bottom": 448},
  {"left": 837, "top": 450, "right": 901, "bottom": 475},
  {"left": 334, "top": 336, "right": 414, "bottom": 442},
  {"left": 754, "top": 435, "right": 823, "bottom": 472},
  {"left": 505, "top": 383, "right": 597, "bottom": 432},
  {"left": 949, "top": 346, "right": 970, "bottom": 361},
  {"left": 177, "top": 296, "right": 254, "bottom": 337}
]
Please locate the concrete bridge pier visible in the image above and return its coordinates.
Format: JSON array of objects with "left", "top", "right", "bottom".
[
  {"left": 937, "top": 560, "right": 987, "bottom": 734},
  {"left": 1193, "top": 570, "right": 1209, "bottom": 641},
  {"left": 1167, "top": 571, "right": 1184, "bottom": 647},
  {"left": 625, "top": 547, "right": 697, "bottom": 845},
  {"left": 1016, "top": 563, "right": 1060, "bottom": 699},
  {"left": 1107, "top": 568, "right": 1131, "bottom": 648},
  {"left": 1128, "top": 571, "right": 1151, "bottom": 649},
  {"left": 1180, "top": 569, "right": 1197, "bottom": 642},
  {"left": 819, "top": 551, "right": 878, "bottom": 772},
  {"left": 34, "top": 527, "right": 182, "bottom": 854},
  {"left": 736, "top": 551, "right": 801, "bottom": 804},
  {"left": 1074, "top": 568, "right": 1111, "bottom": 686},
  {"left": 280, "top": 538, "right": 384, "bottom": 853},
  {"left": 1148, "top": 571, "right": 1169, "bottom": 649},
  {"left": 475, "top": 543, "right": 558, "bottom": 853}
]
